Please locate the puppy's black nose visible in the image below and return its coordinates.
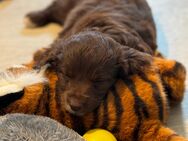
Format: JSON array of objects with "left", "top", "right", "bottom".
[
  {"left": 70, "top": 104, "right": 81, "bottom": 111},
  {"left": 68, "top": 98, "right": 82, "bottom": 111}
]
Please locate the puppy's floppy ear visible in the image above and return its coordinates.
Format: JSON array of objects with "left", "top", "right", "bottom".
[{"left": 117, "top": 46, "right": 152, "bottom": 76}]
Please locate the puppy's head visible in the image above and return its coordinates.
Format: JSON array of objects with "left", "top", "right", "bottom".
[{"left": 34, "top": 31, "right": 152, "bottom": 116}]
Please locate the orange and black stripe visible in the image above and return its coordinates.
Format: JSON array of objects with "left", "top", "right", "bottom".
[
  {"left": 123, "top": 77, "right": 149, "bottom": 141},
  {"left": 55, "top": 82, "right": 65, "bottom": 123},
  {"left": 90, "top": 107, "right": 99, "bottom": 129},
  {"left": 101, "top": 94, "right": 109, "bottom": 129},
  {"left": 34, "top": 84, "right": 50, "bottom": 116},
  {"left": 161, "top": 61, "right": 186, "bottom": 102},
  {"left": 110, "top": 85, "right": 123, "bottom": 133},
  {"left": 139, "top": 73, "right": 164, "bottom": 121}
]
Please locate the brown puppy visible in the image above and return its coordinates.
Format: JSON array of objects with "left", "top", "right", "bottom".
[
  {"left": 34, "top": 31, "right": 152, "bottom": 116},
  {"left": 26, "top": 0, "right": 156, "bottom": 116}
]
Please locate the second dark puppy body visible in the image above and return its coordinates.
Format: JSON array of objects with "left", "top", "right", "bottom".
[
  {"left": 27, "top": 0, "right": 155, "bottom": 116},
  {"left": 28, "top": 0, "right": 156, "bottom": 53}
]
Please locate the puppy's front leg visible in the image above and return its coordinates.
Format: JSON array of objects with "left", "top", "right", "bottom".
[
  {"left": 25, "top": 0, "right": 81, "bottom": 28},
  {"left": 25, "top": 3, "right": 54, "bottom": 28}
]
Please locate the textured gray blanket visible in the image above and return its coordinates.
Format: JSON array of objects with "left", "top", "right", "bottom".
[{"left": 0, "top": 114, "right": 85, "bottom": 141}]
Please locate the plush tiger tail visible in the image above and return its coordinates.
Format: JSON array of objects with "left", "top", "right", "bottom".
[
  {"left": 153, "top": 57, "right": 186, "bottom": 103},
  {"left": 139, "top": 120, "right": 188, "bottom": 141}
]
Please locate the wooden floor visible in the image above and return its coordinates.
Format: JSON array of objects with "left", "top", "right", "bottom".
[{"left": 0, "top": 0, "right": 188, "bottom": 137}]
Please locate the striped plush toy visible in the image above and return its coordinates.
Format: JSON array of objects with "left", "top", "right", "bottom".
[{"left": 0, "top": 57, "right": 187, "bottom": 141}]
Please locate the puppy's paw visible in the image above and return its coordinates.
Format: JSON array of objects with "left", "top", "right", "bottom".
[
  {"left": 24, "top": 16, "right": 38, "bottom": 28},
  {"left": 25, "top": 11, "right": 48, "bottom": 28}
]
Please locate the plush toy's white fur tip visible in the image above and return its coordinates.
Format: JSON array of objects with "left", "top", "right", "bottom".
[{"left": 0, "top": 66, "right": 48, "bottom": 97}]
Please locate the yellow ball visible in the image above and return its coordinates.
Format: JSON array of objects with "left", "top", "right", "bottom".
[{"left": 83, "top": 129, "right": 117, "bottom": 141}]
